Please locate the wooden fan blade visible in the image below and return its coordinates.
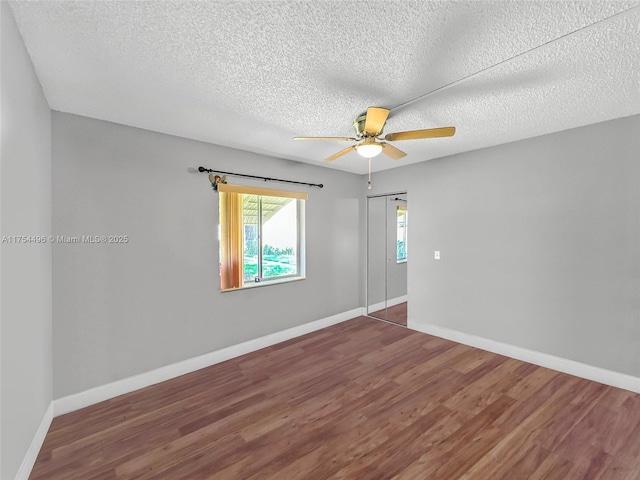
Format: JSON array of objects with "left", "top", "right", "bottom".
[
  {"left": 325, "top": 145, "right": 356, "bottom": 162},
  {"left": 385, "top": 126, "right": 455, "bottom": 141},
  {"left": 294, "top": 136, "right": 357, "bottom": 141},
  {"left": 363, "top": 107, "right": 390, "bottom": 135},
  {"left": 381, "top": 143, "right": 407, "bottom": 160}
]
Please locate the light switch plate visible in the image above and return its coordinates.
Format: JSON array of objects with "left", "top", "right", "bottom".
[{"left": 434, "top": 251, "right": 440, "bottom": 260}]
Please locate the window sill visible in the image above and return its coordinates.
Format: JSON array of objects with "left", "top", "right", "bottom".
[{"left": 221, "top": 276, "right": 306, "bottom": 292}]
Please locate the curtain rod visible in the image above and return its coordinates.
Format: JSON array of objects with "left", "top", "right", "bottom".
[{"left": 198, "top": 167, "right": 323, "bottom": 189}]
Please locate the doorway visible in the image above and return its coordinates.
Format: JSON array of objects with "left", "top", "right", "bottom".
[{"left": 366, "top": 192, "right": 408, "bottom": 326}]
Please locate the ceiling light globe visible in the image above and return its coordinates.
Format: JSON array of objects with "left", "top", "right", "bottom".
[{"left": 356, "top": 143, "right": 383, "bottom": 158}]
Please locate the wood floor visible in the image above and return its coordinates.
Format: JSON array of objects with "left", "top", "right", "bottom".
[
  {"left": 31, "top": 316, "right": 640, "bottom": 479},
  {"left": 369, "top": 302, "right": 407, "bottom": 326}
]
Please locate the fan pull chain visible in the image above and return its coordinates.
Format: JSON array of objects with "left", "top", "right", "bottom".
[{"left": 367, "top": 157, "right": 372, "bottom": 190}]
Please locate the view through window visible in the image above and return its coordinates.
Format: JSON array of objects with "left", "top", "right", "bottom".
[
  {"left": 242, "top": 195, "right": 299, "bottom": 282},
  {"left": 397, "top": 206, "right": 407, "bottom": 262}
]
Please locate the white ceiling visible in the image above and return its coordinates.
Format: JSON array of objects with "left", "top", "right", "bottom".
[{"left": 8, "top": 1, "right": 640, "bottom": 175}]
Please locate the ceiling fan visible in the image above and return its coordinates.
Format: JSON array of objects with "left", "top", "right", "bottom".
[{"left": 294, "top": 107, "right": 455, "bottom": 162}]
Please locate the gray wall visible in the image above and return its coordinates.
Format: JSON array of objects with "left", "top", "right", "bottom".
[
  {"left": 369, "top": 115, "right": 640, "bottom": 377},
  {"left": 52, "top": 112, "right": 363, "bottom": 398},
  {"left": 1, "top": 2, "right": 53, "bottom": 478}
]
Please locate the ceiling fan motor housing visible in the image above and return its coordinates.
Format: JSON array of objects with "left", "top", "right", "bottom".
[{"left": 353, "top": 114, "right": 380, "bottom": 138}]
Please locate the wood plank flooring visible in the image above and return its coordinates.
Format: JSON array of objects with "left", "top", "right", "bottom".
[{"left": 31, "top": 316, "right": 640, "bottom": 479}]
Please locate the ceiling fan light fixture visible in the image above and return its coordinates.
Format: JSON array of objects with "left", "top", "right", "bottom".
[{"left": 356, "top": 143, "right": 383, "bottom": 158}]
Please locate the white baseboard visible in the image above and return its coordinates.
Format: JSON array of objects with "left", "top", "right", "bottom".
[
  {"left": 53, "top": 307, "right": 364, "bottom": 417},
  {"left": 367, "top": 295, "right": 408, "bottom": 314},
  {"left": 15, "top": 402, "right": 53, "bottom": 480},
  {"left": 408, "top": 320, "right": 640, "bottom": 394}
]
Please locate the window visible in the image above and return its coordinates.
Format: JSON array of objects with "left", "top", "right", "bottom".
[
  {"left": 218, "top": 184, "right": 306, "bottom": 290},
  {"left": 397, "top": 205, "right": 407, "bottom": 263}
]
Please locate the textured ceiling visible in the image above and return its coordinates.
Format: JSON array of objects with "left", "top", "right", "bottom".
[{"left": 8, "top": 1, "right": 640, "bottom": 174}]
